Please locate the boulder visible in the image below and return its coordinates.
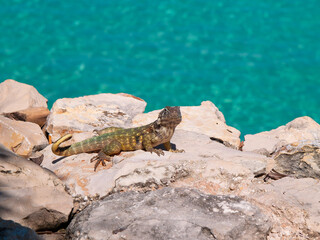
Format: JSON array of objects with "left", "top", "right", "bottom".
[
  {"left": 0, "top": 80, "right": 49, "bottom": 127},
  {"left": 0, "top": 218, "right": 41, "bottom": 240},
  {"left": 66, "top": 188, "right": 271, "bottom": 240},
  {"left": 270, "top": 143, "right": 320, "bottom": 179},
  {"left": 0, "top": 144, "right": 73, "bottom": 231},
  {"left": 132, "top": 101, "right": 241, "bottom": 149},
  {"left": 0, "top": 116, "right": 48, "bottom": 157},
  {"left": 46, "top": 93, "right": 146, "bottom": 142},
  {"left": 3, "top": 107, "right": 50, "bottom": 127},
  {"left": 243, "top": 116, "right": 320, "bottom": 155},
  {"left": 41, "top": 129, "right": 271, "bottom": 198},
  {"left": 0, "top": 79, "right": 48, "bottom": 113},
  {"left": 242, "top": 177, "right": 320, "bottom": 238}
]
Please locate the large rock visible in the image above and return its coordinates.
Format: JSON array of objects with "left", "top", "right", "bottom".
[
  {"left": 0, "top": 116, "right": 48, "bottom": 157},
  {"left": 132, "top": 101, "right": 241, "bottom": 149},
  {"left": 41, "top": 129, "right": 271, "bottom": 198},
  {"left": 0, "top": 80, "right": 49, "bottom": 127},
  {"left": 0, "top": 144, "right": 73, "bottom": 231},
  {"left": 0, "top": 79, "right": 48, "bottom": 113},
  {"left": 46, "top": 93, "right": 146, "bottom": 141},
  {"left": 0, "top": 218, "right": 41, "bottom": 240},
  {"left": 242, "top": 177, "right": 320, "bottom": 238},
  {"left": 3, "top": 107, "right": 50, "bottom": 127},
  {"left": 271, "top": 143, "right": 320, "bottom": 179},
  {"left": 243, "top": 116, "right": 320, "bottom": 155},
  {"left": 66, "top": 187, "right": 271, "bottom": 240}
]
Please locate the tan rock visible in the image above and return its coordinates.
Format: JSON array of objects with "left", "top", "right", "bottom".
[
  {"left": 0, "top": 144, "right": 73, "bottom": 231},
  {"left": 3, "top": 107, "right": 50, "bottom": 127},
  {"left": 268, "top": 143, "right": 320, "bottom": 179},
  {"left": 133, "top": 101, "right": 241, "bottom": 149},
  {"left": 46, "top": 93, "right": 147, "bottom": 141},
  {"left": 0, "top": 79, "right": 48, "bottom": 113},
  {"left": 0, "top": 116, "right": 48, "bottom": 157},
  {"left": 243, "top": 116, "right": 320, "bottom": 155},
  {"left": 41, "top": 130, "right": 270, "bottom": 197}
]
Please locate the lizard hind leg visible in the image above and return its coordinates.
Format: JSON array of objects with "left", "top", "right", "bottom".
[{"left": 90, "top": 139, "right": 122, "bottom": 171}]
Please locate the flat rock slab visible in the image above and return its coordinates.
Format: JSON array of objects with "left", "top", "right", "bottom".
[
  {"left": 46, "top": 93, "right": 146, "bottom": 141},
  {"left": 133, "top": 101, "right": 241, "bottom": 149},
  {"left": 0, "top": 144, "right": 73, "bottom": 231},
  {"left": 41, "top": 130, "right": 271, "bottom": 197},
  {"left": 66, "top": 188, "right": 271, "bottom": 240}
]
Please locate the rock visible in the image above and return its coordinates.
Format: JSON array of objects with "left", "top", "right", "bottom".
[
  {"left": 0, "top": 116, "right": 48, "bottom": 157},
  {"left": 66, "top": 187, "right": 271, "bottom": 240},
  {"left": 0, "top": 80, "right": 49, "bottom": 127},
  {"left": 243, "top": 116, "right": 320, "bottom": 155},
  {"left": 0, "top": 79, "right": 48, "bottom": 113},
  {"left": 3, "top": 107, "right": 50, "bottom": 127},
  {"left": 270, "top": 143, "right": 320, "bottom": 179},
  {"left": 38, "top": 232, "right": 66, "bottom": 240},
  {"left": 41, "top": 129, "right": 271, "bottom": 198},
  {"left": 0, "top": 144, "right": 73, "bottom": 231},
  {"left": 29, "top": 151, "right": 44, "bottom": 165},
  {"left": 0, "top": 218, "right": 41, "bottom": 240},
  {"left": 133, "top": 101, "right": 241, "bottom": 149},
  {"left": 243, "top": 177, "right": 320, "bottom": 238},
  {"left": 46, "top": 93, "right": 146, "bottom": 142}
]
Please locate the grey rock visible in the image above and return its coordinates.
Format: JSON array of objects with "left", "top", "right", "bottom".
[
  {"left": 243, "top": 177, "right": 320, "bottom": 238},
  {"left": 0, "top": 218, "right": 41, "bottom": 240},
  {"left": 66, "top": 188, "right": 271, "bottom": 240}
]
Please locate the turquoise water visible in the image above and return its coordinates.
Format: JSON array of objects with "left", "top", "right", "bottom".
[{"left": 1, "top": 0, "right": 320, "bottom": 136}]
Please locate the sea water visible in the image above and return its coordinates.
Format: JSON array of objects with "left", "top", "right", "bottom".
[{"left": 1, "top": 0, "right": 319, "bottom": 136}]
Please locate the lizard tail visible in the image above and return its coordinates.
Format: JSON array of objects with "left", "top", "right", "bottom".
[{"left": 51, "top": 134, "right": 73, "bottom": 156}]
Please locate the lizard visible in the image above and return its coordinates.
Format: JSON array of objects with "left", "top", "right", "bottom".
[{"left": 52, "top": 106, "right": 184, "bottom": 171}]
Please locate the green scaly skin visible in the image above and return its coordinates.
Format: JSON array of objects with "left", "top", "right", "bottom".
[{"left": 52, "top": 106, "right": 184, "bottom": 171}]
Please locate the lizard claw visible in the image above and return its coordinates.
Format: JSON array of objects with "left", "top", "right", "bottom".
[
  {"left": 148, "top": 148, "right": 164, "bottom": 156},
  {"left": 90, "top": 152, "right": 111, "bottom": 171}
]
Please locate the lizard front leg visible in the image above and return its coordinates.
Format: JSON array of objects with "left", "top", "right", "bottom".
[
  {"left": 163, "top": 141, "right": 184, "bottom": 153},
  {"left": 142, "top": 135, "right": 164, "bottom": 156},
  {"left": 90, "top": 139, "right": 122, "bottom": 171}
]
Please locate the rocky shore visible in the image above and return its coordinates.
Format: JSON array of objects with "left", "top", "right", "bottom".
[{"left": 1, "top": 79, "right": 320, "bottom": 239}]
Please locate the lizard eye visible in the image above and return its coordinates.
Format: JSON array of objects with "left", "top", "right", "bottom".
[{"left": 163, "top": 107, "right": 170, "bottom": 116}]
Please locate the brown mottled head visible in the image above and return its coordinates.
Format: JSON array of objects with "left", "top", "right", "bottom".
[{"left": 156, "top": 106, "right": 182, "bottom": 127}]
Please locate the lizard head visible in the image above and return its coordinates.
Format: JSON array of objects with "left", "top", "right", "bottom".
[{"left": 156, "top": 106, "right": 182, "bottom": 127}]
